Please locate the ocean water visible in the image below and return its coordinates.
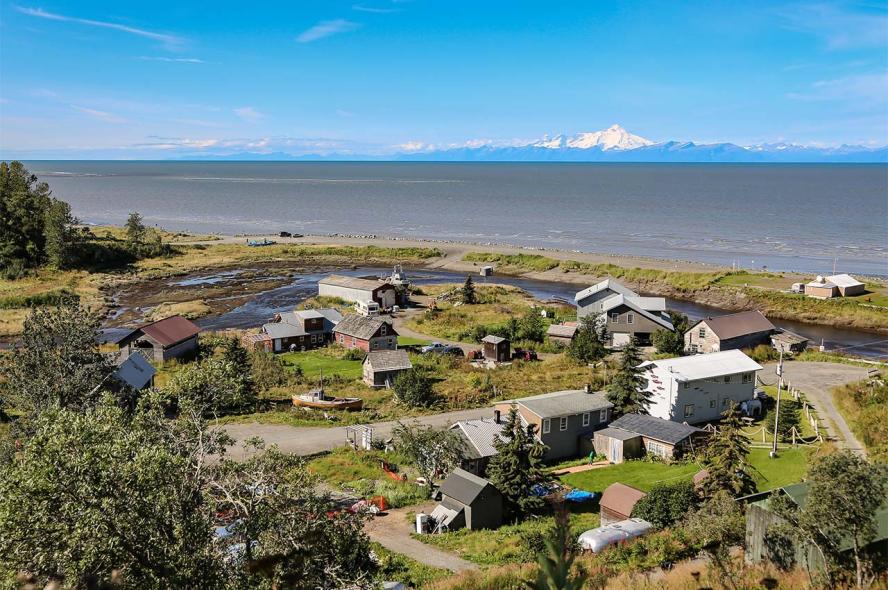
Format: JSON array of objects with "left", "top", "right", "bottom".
[{"left": 23, "top": 161, "right": 888, "bottom": 276}]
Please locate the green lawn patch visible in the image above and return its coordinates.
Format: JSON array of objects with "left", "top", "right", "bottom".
[
  {"left": 559, "top": 460, "right": 703, "bottom": 493},
  {"left": 746, "top": 447, "right": 810, "bottom": 491},
  {"left": 397, "top": 336, "right": 431, "bottom": 346},
  {"left": 279, "top": 350, "right": 363, "bottom": 380},
  {"left": 372, "top": 543, "right": 450, "bottom": 588}
]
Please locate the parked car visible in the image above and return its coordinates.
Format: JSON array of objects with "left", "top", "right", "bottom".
[
  {"left": 279, "top": 231, "right": 292, "bottom": 237},
  {"left": 512, "top": 348, "right": 538, "bottom": 361},
  {"left": 421, "top": 342, "right": 463, "bottom": 356}
]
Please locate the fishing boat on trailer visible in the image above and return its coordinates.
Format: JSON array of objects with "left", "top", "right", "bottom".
[{"left": 292, "top": 388, "right": 364, "bottom": 411}]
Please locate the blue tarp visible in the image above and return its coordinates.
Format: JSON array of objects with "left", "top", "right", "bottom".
[
  {"left": 564, "top": 489, "right": 597, "bottom": 503},
  {"left": 530, "top": 484, "right": 552, "bottom": 497}
]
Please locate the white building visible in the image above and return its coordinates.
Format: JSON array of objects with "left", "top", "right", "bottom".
[
  {"left": 318, "top": 274, "right": 398, "bottom": 309},
  {"left": 638, "top": 350, "right": 762, "bottom": 424}
]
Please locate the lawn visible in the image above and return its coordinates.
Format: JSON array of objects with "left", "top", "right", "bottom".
[
  {"left": 417, "top": 509, "right": 600, "bottom": 566},
  {"left": 741, "top": 385, "right": 818, "bottom": 441},
  {"left": 747, "top": 447, "right": 810, "bottom": 491},
  {"left": 559, "top": 460, "right": 703, "bottom": 493},
  {"left": 397, "top": 336, "right": 431, "bottom": 346},
  {"left": 279, "top": 349, "right": 364, "bottom": 380}
]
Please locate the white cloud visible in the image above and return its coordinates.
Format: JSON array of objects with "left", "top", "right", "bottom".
[
  {"left": 138, "top": 56, "right": 204, "bottom": 64},
  {"left": 234, "top": 106, "right": 264, "bottom": 121},
  {"left": 352, "top": 4, "right": 400, "bottom": 14},
  {"left": 396, "top": 141, "right": 429, "bottom": 151},
  {"left": 296, "top": 19, "right": 360, "bottom": 43},
  {"left": 15, "top": 6, "right": 184, "bottom": 48},
  {"left": 336, "top": 109, "right": 356, "bottom": 118},
  {"left": 787, "top": 72, "right": 888, "bottom": 104},
  {"left": 777, "top": 3, "right": 888, "bottom": 50},
  {"left": 70, "top": 104, "right": 128, "bottom": 123}
]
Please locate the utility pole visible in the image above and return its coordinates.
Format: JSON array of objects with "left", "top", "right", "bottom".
[{"left": 770, "top": 346, "right": 784, "bottom": 458}]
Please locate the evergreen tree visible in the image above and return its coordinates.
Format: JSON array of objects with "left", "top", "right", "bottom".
[
  {"left": 461, "top": 274, "right": 477, "bottom": 304},
  {"left": 0, "top": 161, "right": 53, "bottom": 274},
  {"left": 487, "top": 405, "right": 550, "bottom": 520},
  {"left": 43, "top": 198, "right": 82, "bottom": 269},
  {"left": 222, "top": 336, "right": 255, "bottom": 399},
  {"left": 527, "top": 510, "right": 586, "bottom": 590},
  {"left": 767, "top": 398, "right": 801, "bottom": 441},
  {"left": 567, "top": 314, "right": 607, "bottom": 364},
  {"left": 605, "top": 338, "right": 650, "bottom": 417},
  {"left": 700, "top": 404, "right": 756, "bottom": 498}
]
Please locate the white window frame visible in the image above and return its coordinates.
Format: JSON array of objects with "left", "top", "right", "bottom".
[
  {"left": 646, "top": 441, "right": 666, "bottom": 457},
  {"left": 559, "top": 416, "right": 568, "bottom": 431},
  {"left": 742, "top": 372, "right": 752, "bottom": 384},
  {"left": 582, "top": 412, "right": 590, "bottom": 427},
  {"left": 610, "top": 312, "right": 619, "bottom": 323},
  {"left": 542, "top": 418, "right": 550, "bottom": 434},
  {"left": 627, "top": 312, "right": 634, "bottom": 325},
  {"left": 684, "top": 404, "right": 695, "bottom": 418},
  {"left": 599, "top": 409, "right": 608, "bottom": 422}
]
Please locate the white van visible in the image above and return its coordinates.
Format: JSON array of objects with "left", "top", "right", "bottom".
[{"left": 355, "top": 300, "right": 380, "bottom": 317}]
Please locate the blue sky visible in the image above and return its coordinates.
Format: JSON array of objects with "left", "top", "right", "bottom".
[{"left": 1, "top": 0, "right": 886, "bottom": 158}]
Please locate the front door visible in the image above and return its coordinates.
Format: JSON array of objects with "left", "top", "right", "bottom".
[{"left": 274, "top": 338, "right": 282, "bottom": 352}]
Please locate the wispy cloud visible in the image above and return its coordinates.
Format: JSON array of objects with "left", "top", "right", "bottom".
[
  {"left": 234, "top": 106, "right": 264, "bottom": 121},
  {"left": 138, "top": 56, "right": 204, "bottom": 64},
  {"left": 352, "top": 4, "right": 400, "bottom": 14},
  {"left": 336, "top": 109, "right": 356, "bottom": 118},
  {"left": 787, "top": 72, "right": 888, "bottom": 104},
  {"left": 296, "top": 19, "right": 360, "bottom": 43},
  {"left": 777, "top": 3, "right": 888, "bottom": 50},
  {"left": 15, "top": 6, "right": 184, "bottom": 47},
  {"left": 70, "top": 104, "right": 128, "bottom": 123}
]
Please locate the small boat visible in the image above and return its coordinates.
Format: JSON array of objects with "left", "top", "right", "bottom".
[
  {"left": 247, "top": 238, "right": 276, "bottom": 247},
  {"left": 292, "top": 388, "right": 364, "bottom": 411}
]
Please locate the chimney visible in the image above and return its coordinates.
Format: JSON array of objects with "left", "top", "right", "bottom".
[{"left": 494, "top": 409, "right": 501, "bottom": 424}]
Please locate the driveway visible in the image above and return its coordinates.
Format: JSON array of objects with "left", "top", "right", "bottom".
[
  {"left": 365, "top": 501, "right": 478, "bottom": 573},
  {"left": 761, "top": 361, "right": 870, "bottom": 456},
  {"left": 222, "top": 407, "right": 491, "bottom": 460}
]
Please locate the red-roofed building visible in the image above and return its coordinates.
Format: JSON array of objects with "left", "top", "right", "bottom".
[{"left": 117, "top": 315, "right": 201, "bottom": 362}]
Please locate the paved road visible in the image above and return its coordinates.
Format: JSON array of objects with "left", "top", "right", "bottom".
[
  {"left": 761, "top": 361, "right": 870, "bottom": 455},
  {"left": 222, "top": 407, "right": 491, "bottom": 460},
  {"left": 365, "top": 501, "right": 478, "bottom": 573}
]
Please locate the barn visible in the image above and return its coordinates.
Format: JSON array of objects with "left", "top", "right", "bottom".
[
  {"left": 116, "top": 315, "right": 201, "bottom": 363},
  {"left": 318, "top": 275, "right": 398, "bottom": 309}
]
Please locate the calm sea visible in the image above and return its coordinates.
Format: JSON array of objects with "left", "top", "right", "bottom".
[{"left": 23, "top": 161, "right": 888, "bottom": 276}]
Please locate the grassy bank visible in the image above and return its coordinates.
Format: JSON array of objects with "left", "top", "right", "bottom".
[
  {"left": 831, "top": 375, "right": 888, "bottom": 462},
  {"left": 462, "top": 252, "right": 888, "bottom": 332}
]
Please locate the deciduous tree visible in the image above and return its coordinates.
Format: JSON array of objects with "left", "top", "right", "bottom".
[
  {"left": 0, "top": 161, "right": 52, "bottom": 275},
  {"left": 567, "top": 314, "right": 607, "bottom": 365},
  {"left": 631, "top": 480, "right": 699, "bottom": 529},
  {"left": 393, "top": 367, "right": 438, "bottom": 407},
  {"left": 392, "top": 423, "right": 465, "bottom": 495}
]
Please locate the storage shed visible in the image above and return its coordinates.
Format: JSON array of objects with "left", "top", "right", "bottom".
[
  {"left": 592, "top": 427, "right": 643, "bottom": 464},
  {"left": 599, "top": 483, "right": 648, "bottom": 526},
  {"left": 592, "top": 414, "right": 707, "bottom": 463},
  {"left": 363, "top": 349, "right": 412, "bottom": 387},
  {"left": 770, "top": 330, "right": 809, "bottom": 355},
  {"left": 112, "top": 352, "right": 156, "bottom": 391},
  {"left": 116, "top": 315, "right": 201, "bottom": 363},
  {"left": 318, "top": 274, "right": 398, "bottom": 309},
  {"left": 481, "top": 335, "right": 510, "bottom": 362},
  {"left": 546, "top": 322, "right": 578, "bottom": 346},
  {"left": 431, "top": 468, "right": 503, "bottom": 531}
]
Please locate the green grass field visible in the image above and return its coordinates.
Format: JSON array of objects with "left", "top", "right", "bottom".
[
  {"left": 397, "top": 336, "right": 431, "bottom": 346},
  {"left": 559, "top": 460, "right": 703, "bottom": 493},
  {"left": 279, "top": 350, "right": 363, "bottom": 380},
  {"left": 747, "top": 447, "right": 810, "bottom": 491}
]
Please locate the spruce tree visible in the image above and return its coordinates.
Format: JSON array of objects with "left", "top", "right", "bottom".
[
  {"left": 461, "top": 274, "right": 477, "bottom": 304},
  {"left": 487, "top": 405, "right": 549, "bottom": 520},
  {"left": 43, "top": 198, "right": 81, "bottom": 269},
  {"left": 700, "top": 404, "right": 756, "bottom": 498},
  {"left": 527, "top": 510, "right": 586, "bottom": 590},
  {"left": 605, "top": 338, "right": 650, "bottom": 417}
]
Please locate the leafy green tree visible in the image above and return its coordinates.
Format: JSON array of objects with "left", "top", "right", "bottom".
[
  {"left": 393, "top": 368, "right": 438, "bottom": 407},
  {"left": 392, "top": 423, "right": 466, "bottom": 496},
  {"left": 125, "top": 211, "right": 146, "bottom": 248},
  {"left": 0, "top": 395, "right": 227, "bottom": 589},
  {"left": 567, "top": 314, "right": 607, "bottom": 364},
  {"left": 527, "top": 510, "right": 586, "bottom": 590},
  {"left": 43, "top": 198, "right": 83, "bottom": 269},
  {"left": 517, "top": 307, "right": 546, "bottom": 343},
  {"left": 631, "top": 480, "right": 699, "bottom": 529},
  {"left": 681, "top": 491, "right": 747, "bottom": 588},
  {"left": 251, "top": 349, "right": 296, "bottom": 390},
  {"left": 770, "top": 451, "right": 887, "bottom": 588},
  {"left": 222, "top": 336, "right": 255, "bottom": 398},
  {"left": 0, "top": 161, "right": 53, "bottom": 275},
  {"left": 652, "top": 311, "right": 690, "bottom": 356},
  {"left": 166, "top": 355, "right": 256, "bottom": 415},
  {"left": 461, "top": 274, "right": 477, "bottom": 304},
  {"left": 0, "top": 299, "right": 111, "bottom": 414},
  {"left": 606, "top": 338, "right": 650, "bottom": 417},
  {"left": 487, "top": 405, "right": 550, "bottom": 520},
  {"left": 700, "top": 404, "right": 756, "bottom": 498}
]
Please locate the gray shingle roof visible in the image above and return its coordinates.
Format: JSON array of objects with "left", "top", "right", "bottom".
[
  {"left": 608, "top": 414, "right": 704, "bottom": 445},
  {"left": 333, "top": 314, "right": 396, "bottom": 340},
  {"left": 439, "top": 468, "right": 493, "bottom": 505},
  {"left": 364, "top": 349, "right": 412, "bottom": 372},
  {"left": 451, "top": 418, "right": 506, "bottom": 459},
  {"left": 510, "top": 389, "right": 613, "bottom": 419},
  {"left": 689, "top": 310, "right": 775, "bottom": 341},
  {"left": 595, "top": 427, "right": 641, "bottom": 441},
  {"left": 546, "top": 324, "right": 577, "bottom": 339}
]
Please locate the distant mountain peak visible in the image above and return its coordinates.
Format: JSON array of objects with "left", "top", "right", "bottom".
[{"left": 531, "top": 124, "right": 654, "bottom": 151}]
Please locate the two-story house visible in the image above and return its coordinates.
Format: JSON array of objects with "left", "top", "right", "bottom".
[
  {"left": 639, "top": 350, "right": 762, "bottom": 424},
  {"left": 333, "top": 314, "right": 398, "bottom": 352},
  {"left": 684, "top": 310, "right": 775, "bottom": 354},
  {"left": 574, "top": 279, "right": 673, "bottom": 346},
  {"left": 251, "top": 308, "right": 343, "bottom": 353}
]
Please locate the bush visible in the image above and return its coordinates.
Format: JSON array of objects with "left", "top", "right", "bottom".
[
  {"left": 393, "top": 368, "right": 438, "bottom": 407},
  {"left": 342, "top": 348, "right": 366, "bottom": 361},
  {"left": 251, "top": 350, "right": 295, "bottom": 390},
  {"left": 746, "top": 344, "right": 779, "bottom": 363},
  {"left": 630, "top": 480, "right": 699, "bottom": 529}
]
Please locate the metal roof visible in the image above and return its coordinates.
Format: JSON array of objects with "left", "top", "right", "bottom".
[
  {"left": 451, "top": 418, "right": 506, "bottom": 459},
  {"left": 826, "top": 273, "right": 864, "bottom": 288},
  {"left": 112, "top": 352, "right": 156, "bottom": 390},
  {"left": 333, "top": 314, "right": 396, "bottom": 340},
  {"left": 319, "top": 274, "right": 388, "bottom": 292},
  {"left": 600, "top": 483, "right": 647, "bottom": 516},
  {"left": 771, "top": 330, "right": 809, "bottom": 345},
  {"left": 575, "top": 279, "right": 638, "bottom": 303},
  {"left": 262, "top": 322, "right": 307, "bottom": 339},
  {"left": 481, "top": 335, "right": 506, "bottom": 344},
  {"left": 509, "top": 389, "right": 613, "bottom": 419},
  {"left": 689, "top": 310, "right": 775, "bottom": 341},
  {"left": 363, "top": 349, "right": 412, "bottom": 372},
  {"left": 640, "top": 349, "right": 762, "bottom": 382},
  {"left": 126, "top": 315, "right": 201, "bottom": 347},
  {"left": 547, "top": 324, "right": 578, "bottom": 338},
  {"left": 608, "top": 414, "right": 704, "bottom": 445},
  {"left": 439, "top": 468, "right": 493, "bottom": 506}
]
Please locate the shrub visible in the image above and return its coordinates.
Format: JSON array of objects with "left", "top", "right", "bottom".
[
  {"left": 630, "top": 480, "right": 699, "bottom": 529},
  {"left": 393, "top": 368, "right": 438, "bottom": 407}
]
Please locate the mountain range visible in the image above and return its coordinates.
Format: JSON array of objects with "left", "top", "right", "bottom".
[{"left": 174, "top": 125, "right": 888, "bottom": 163}]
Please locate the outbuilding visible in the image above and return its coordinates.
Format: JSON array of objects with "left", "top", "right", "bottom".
[
  {"left": 546, "top": 322, "right": 578, "bottom": 346},
  {"left": 431, "top": 468, "right": 503, "bottom": 531},
  {"left": 804, "top": 274, "right": 865, "bottom": 299},
  {"left": 770, "top": 330, "right": 809, "bottom": 355},
  {"left": 592, "top": 413, "right": 707, "bottom": 463},
  {"left": 112, "top": 352, "right": 156, "bottom": 391},
  {"left": 599, "top": 483, "right": 648, "bottom": 526},
  {"left": 362, "top": 349, "right": 412, "bottom": 387},
  {"left": 684, "top": 310, "right": 776, "bottom": 354},
  {"left": 319, "top": 274, "right": 398, "bottom": 309},
  {"left": 481, "top": 335, "right": 510, "bottom": 362},
  {"left": 116, "top": 315, "right": 201, "bottom": 363}
]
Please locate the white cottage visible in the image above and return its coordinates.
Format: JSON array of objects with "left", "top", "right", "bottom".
[{"left": 639, "top": 350, "right": 762, "bottom": 424}]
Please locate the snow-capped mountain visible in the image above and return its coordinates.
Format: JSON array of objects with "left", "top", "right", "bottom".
[{"left": 532, "top": 124, "right": 655, "bottom": 151}]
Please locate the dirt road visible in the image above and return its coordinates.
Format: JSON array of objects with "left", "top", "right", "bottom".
[{"left": 761, "top": 361, "right": 870, "bottom": 455}]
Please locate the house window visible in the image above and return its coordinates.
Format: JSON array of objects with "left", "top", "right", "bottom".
[
  {"left": 559, "top": 417, "right": 568, "bottom": 431},
  {"left": 381, "top": 325, "right": 387, "bottom": 336},
  {"left": 599, "top": 409, "right": 608, "bottom": 422},
  {"left": 646, "top": 441, "right": 666, "bottom": 457},
  {"left": 690, "top": 344, "right": 698, "bottom": 353},
  {"left": 742, "top": 373, "right": 752, "bottom": 384},
  {"left": 311, "top": 334, "right": 317, "bottom": 343},
  {"left": 610, "top": 312, "right": 619, "bottom": 323},
  {"left": 351, "top": 337, "right": 356, "bottom": 346},
  {"left": 627, "top": 313, "right": 634, "bottom": 325},
  {"left": 709, "top": 400, "right": 716, "bottom": 408},
  {"left": 582, "top": 412, "right": 590, "bottom": 427},
  {"left": 683, "top": 381, "right": 690, "bottom": 389},
  {"left": 339, "top": 334, "right": 344, "bottom": 343},
  {"left": 724, "top": 375, "right": 731, "bottom": 383},
  {"left": 684, "top": 404, "right": 695, "bottom": 418},
  {"left": 698, "top": 328, "right": 706, "bottom": 338},
  {"left": 542, "top": 419, "right": 550, "bottom": 434}
]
